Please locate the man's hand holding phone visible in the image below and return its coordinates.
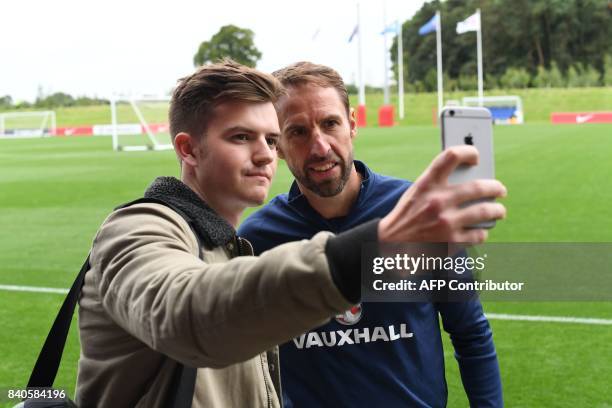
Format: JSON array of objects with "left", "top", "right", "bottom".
[{"left": 379, "top": 145, "right": 507, "bottom": 245}]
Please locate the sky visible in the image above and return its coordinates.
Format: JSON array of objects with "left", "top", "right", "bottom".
[{"left": 1, "top": 0, "right": 427, "bottom": 102}]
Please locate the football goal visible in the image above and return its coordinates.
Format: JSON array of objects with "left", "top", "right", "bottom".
[
  {"left": 0, "top": 111, "right": 56, "bottom": 138},
  {"left": 110, "top": 96, "right": 172, "bottom": 151},
  {"left": 462, "top": 96, "right": 524, "bottom": 124}
]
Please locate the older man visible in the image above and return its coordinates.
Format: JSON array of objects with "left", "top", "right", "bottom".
[{"left": 239, "top": 61, "right": 505, "bottom": 407}]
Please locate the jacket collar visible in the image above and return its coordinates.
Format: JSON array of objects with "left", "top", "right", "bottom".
[{"left": 144, "top": 176, "right": 235, "bottom": 247}]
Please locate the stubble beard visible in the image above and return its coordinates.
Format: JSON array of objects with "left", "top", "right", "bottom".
[{"left": 292, "top": 151, "right": 354, "bottom": 198}]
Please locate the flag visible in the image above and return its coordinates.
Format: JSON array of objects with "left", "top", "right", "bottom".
[
  {"left": 312, "top": 28, "right": 321, "bottom": 40},
  {"left": 418, "top": 14, "right": 438, "bottom": 36},
  {"left": 348, "top": 25, "right": 359, "bottom": 43},
  {"left": 381, "top": 21, "right": 399, "bottom": 35},
  {"left": 456, "top": 11, "right": 480, "bottom": 34}
]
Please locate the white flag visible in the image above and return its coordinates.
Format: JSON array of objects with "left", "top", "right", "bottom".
[
  {"left": 456, "top": 11, "right": 480, "bottom": 34},
  {"left": 311, "top": 28, "right": 321, "bottom": 41}
]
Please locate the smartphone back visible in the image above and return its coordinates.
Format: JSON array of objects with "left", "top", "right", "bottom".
[
  {"left": 440, "top": 106, "right": 495, "bottom": 228},
  {"left": 440, "top": 106, "right": 495, "bottom": 184}
]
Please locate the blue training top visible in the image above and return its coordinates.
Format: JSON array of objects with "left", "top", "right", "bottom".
[{"left": 238, "top": 161, "right": 502, "bottom": 408}]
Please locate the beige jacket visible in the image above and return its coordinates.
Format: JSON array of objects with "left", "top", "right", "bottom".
[{"left": 75, "top": 202, "right": 352, "bottom": 407}]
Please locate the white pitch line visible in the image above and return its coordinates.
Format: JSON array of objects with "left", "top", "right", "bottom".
[
  {"left": 486, "top": 313, "right": 612, "bottom": 326},
  {"left": 0, "top": 285, "right": 611, "bottom": 326},
  {"left": 0, "top": 284, "right": 68, "bottom": 294}
]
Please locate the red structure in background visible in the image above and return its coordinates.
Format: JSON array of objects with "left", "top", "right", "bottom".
[
  {"left": 378, "top": 105, "right": 394, "bottom": 127},
  {"left": 356, "top": 104, "right": 367, "bottom": 127},
  {"left": 53, "top": 123, "right": 169, "bottom": 137},
  {"left": 55, "top": 126, "right": 94, "bottom": 136},
  {"left": 551, "top": 112, "right": 612, "bottom": 124}
]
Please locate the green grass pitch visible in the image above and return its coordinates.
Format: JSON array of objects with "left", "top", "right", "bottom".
[{"left": 1, "top": 122, "right": 611, "bottom": 406}]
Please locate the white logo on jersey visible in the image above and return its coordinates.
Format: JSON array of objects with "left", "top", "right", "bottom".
[
  {"left": 292, "top": 324, "right": 414, "bottom": 349},
  {"left": 335, "top": 304, "right": 363, "bottom": 325}
]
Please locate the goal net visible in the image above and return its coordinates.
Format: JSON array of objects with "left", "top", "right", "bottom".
[
  {"left": 110, "top": 96, "right": 172, "bottom": 151},
  {"left": 462, "top": 96, "right": 524, "bottom": 125},
  {"left": 0, "top": 111, "right": 56, "bottom": 138}
]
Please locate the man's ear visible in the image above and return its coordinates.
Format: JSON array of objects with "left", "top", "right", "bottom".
[
  {"left": 349, "top": 107, "right": 357, "bottom": 140},
  {"left": 174, "top": 132, "right": 198, "bottom": 167}
]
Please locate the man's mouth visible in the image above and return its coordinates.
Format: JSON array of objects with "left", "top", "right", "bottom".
[
  {"left": 309, "top": 162, "right": 337, "bottom": 173},
  {"left": 307, "top": 162, "right": 339, "bottom": 180},
  {"left": 246, "top": 172, "right": 271, "bottom": 181}
]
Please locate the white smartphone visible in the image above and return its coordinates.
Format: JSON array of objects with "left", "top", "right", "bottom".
[{"left": 440, "top": 106, "right": 496, "bottom": 229}]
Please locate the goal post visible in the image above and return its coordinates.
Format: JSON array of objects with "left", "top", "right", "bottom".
[
  {"left": 110, "top": 95, "right": 172, "bottom": 152},
  {"left": 462, "top": 95, "right": 524, "bottom": 124},
  {"left": 0, "top": 111, "right": 56, "bottom": 138}
]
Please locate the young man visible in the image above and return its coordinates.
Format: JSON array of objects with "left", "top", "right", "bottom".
[
  {"left": 238, "top": 62, "right": 506, "bottom": 407},
  {"left": 75, "top": 60, "right": 374, "bottom": 407}
]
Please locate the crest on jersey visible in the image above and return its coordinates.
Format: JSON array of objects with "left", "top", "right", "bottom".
[{"left": 335, "top": 303, "right": 363, "bottom": 325}]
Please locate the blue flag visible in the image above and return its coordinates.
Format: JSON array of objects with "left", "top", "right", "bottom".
[
  {"left": 348, "top": 25, "right": 359, "bottom": 43},
  {"left": 418, "top": 14, "right": 438, "bottom": 36},
  {"left": 380, "top": 21, "right": 399, "bottom": 35}
]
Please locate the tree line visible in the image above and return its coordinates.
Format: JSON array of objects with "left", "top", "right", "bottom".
[
  {"left": 390, "top": 0, "right": 612, "bottom": 92},
  {"left": 3, "top": 2, "right": 610, "bottom": 110},
  {"left": 0, "top": 92, "right": 109, "bottom": 111}
]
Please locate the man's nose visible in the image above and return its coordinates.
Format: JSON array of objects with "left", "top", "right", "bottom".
[
  {"left": 252, "top": 136, "right": 275, "bottom": 165},
  {"left": 310, "top": 129, "right": 332, "bottom": 157}
]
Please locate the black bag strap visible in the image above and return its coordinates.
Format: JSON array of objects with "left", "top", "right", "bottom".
[
  {"left": 27, "top": 255, "right": 90, "bottom": 389},
  {"left": 167, "top": 362, "right": 198, "bottom": 408},
  {"left": 27, "top": 197, "right": 204, "bottom": 407}
]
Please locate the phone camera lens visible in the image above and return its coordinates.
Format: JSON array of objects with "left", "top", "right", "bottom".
[{"left": 449, "top": 110, "right": 455, "bottom": 117}]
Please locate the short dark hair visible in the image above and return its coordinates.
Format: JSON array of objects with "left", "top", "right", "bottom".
[
  {"left": 272, "top": 61, "right": 350, "bottom": 116},
  {"left": 169, "top": 58, "right": 285, "bottom": 141}
]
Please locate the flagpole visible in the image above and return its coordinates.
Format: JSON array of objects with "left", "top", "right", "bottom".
[
  {"left": 476, "top": 8, "right": 484, "bottom": 106},
  {"left": 435, "top": 10, "right": 443, "bottom": 118},
  {"left": 382, "top": 0, "right": 389, "bottom": 105},
  {"left": 398, "top": 21, "right": 404, "bottom": 119},
  {"left": 357, "top": 1, "right": 365, "bottom": 107}
]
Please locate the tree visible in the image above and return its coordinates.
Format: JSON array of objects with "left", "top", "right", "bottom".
[
  {"left": 391, "top": 0, "right": 612, "bottom": 90},
  {"left": 193, "top": 25, "right": 262, "bottom": 67},
  {"left": 533, "top": 62, "right": 565, "bottom": 88},
  {"left": 0, "top": 95, "right": 13, "bottom": 109},
  {"left": 604, "top": 54, "right": 612, "bottom": 86},
  {"left": 36, "top": 92, "right": 75, "bottom": 108},
  {"left": 499, "top": 67, "right": 531, "bottom": 89}
]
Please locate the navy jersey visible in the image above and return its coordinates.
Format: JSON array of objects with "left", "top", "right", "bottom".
[{"left": 238, "top": 161, "right": 502, "bottom": 408}]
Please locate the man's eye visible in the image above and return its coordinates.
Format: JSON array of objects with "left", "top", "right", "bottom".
[
  {"left": 232, "top": 134, "right": 249, "bottom": 142},
  {"left": 266, "top": 137, "right": 279, "bottom": 148},
  {"left": 289, "top": 128, "right": 305, "bottom": 137},
  {"left": 325, "top": 120, "right": 338, "bottom": 128}
]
